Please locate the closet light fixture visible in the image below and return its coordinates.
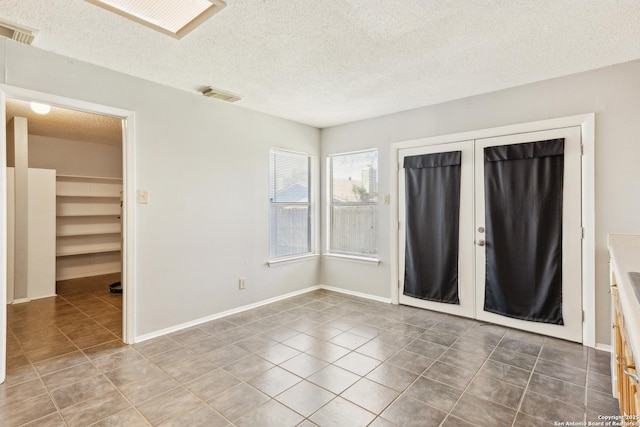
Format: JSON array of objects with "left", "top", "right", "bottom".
[
  {"left": 85, "top": 0, "right": 227, "bottom": 39},
  {"left": 30, "top": 102, "right": 51, "bottom": 115}
]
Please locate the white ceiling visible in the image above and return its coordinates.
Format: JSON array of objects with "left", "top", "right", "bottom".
[{"left": 2, "top": 0, "right": 640, "bottom": 128}]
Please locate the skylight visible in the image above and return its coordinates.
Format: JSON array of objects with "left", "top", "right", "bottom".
[{"left": 86, "top": 0, "right": 226, "bottom": 39}]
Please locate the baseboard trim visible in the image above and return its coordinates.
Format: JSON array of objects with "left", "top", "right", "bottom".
[
  {"left": 10, "top": 298, "right": 31, "bottom": 305},
  {"left": 29, "top": 293, "right": 57, "bottom": 301},
  {"left": 318, "top": 284, "right": 392, "bottom": 304},
  {"left": 595, "top": 343, "right": 612, "bottom": 353},
  {"left": 135, "top": 286, "right": 322, "bottom": 343},
  {"left": 130, "top": 283, "right": 612, "bottom": 349},
  {"left": 134, "top": 285, "right": 392, "bottom": 344}
]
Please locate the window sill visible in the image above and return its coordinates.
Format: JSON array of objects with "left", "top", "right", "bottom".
[
  {"left": 267, "top": 254, "right": 319, "bottom": 267},
  {"left": 323, "top": 253, "right": 381, "bottom": 266}
]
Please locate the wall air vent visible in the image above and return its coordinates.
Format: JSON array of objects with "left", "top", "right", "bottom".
[
  {"left": 0, "top": 19, "right": 38, "bottom": 45},
  {"left": 200, "top": 86, "right": 242, "bottom": 103}
]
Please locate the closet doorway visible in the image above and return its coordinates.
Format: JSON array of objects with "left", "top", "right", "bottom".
[
  {"left": 0, "top": 87, "right": 136, "bottom": 384},
  {"left": 394, "top": 120, "right": 589, "bottom": 344}
]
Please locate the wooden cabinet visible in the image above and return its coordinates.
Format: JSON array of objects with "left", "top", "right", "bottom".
[
  {"left": 610, "top": 247, "right": 640, "bottom": 416},
  {"left": 55, "top": 175, "right": 122, "bottom": 280}
]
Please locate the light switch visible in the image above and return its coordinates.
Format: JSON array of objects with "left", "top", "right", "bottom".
[
  {"left": 383, "top": 194, "right": 390, "bottom": 205},
  {"left": 138, "top": 190, "right": 149, "bottom": 204}
]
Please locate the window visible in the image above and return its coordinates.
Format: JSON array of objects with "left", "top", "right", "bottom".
[
  {"left": 328, "top": 150, "right": 378, "bottom": 258},
  {"left": 269, "top": 149, "right": 312, "bottom": 259}
]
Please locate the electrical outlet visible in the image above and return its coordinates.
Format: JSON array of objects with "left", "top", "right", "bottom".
[{"left": 239, "top": 277, "right": 246, "bottom": 290}]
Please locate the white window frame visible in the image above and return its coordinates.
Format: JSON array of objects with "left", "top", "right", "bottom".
[
  {"left": 268, "top": 148, "right": 315, "bottom": 262},
  {"left": 326, "top": 149, "right": 379, "bottom": 262}
]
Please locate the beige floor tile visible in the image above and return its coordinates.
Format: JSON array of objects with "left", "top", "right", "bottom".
[
  {"left": 186, "top": 368, "right": 241, "bottom": 401},
  {"left": 51, "top": 374, "right": 115, "bottom": 409},
  {"left": 34, "top": 350, "right": 90, "bottom": 376},
  {"left": 136, "top": 386, "right": 203, "bottom": 425},
  {"left": 310, "top": 396, "right": 376, "bottom": 427},
  {"left": 209, "top": 383, "right": 270, "bottom": 421},
  {"left": 41, "top": 362, "right": 102, "bottom": 391},
  {"left": 118, "top": 370, "right": 181, "bottom": 405},
  {"left": 0, "top": 377, "right": 48, "bottom": 409},
  {"left": 72, "top": 329, "right": 120, "bottom": 349},
  {"left": 248, "top": 366, "right": 302, "bottom": 397},
  {"left": 222, "top": 354, "right": 274, "bottom": 381},
  {"left": 91, "top": 407, "right": 150, "bottom": 427},
  {"left": 6, "top": 353, "right": 30, "bottom": 370},
  {"left": 3, "top": 364, "right": 39, "bottom": 386},
  {"left": 26, "top": 340, "right": 78, "bottom": 363},
  {"left": 275, "top": 380, "right": 335, "bottom": 417},
  {"left": 342, "top": 378, "right": 400, "bottom": 414},
  {"left": 235, "top": 400, "right": 304, "bottom": 427},
  {"left": 1, "top": 393, "right": 58, "bottom": 427},
  {"left": 82, "top": 339, "right": 129, "bottom": 360},
  {"left": 158, "top": 404, "right": 229, "bottom": 427},
  {"left": 132, "top": 336, "right": 180, "bottom": 358},
  {"left": 21, "top": 412, "right": 67, "bottom": 427},
  {"left": 104, "top": 358, "right": 162, "bottom": 387},
  {"left": 92, "top": 347, "right": 147, "bottom": 372},
  {"left": 60, "top": 389, "right": 131, "bottom": 427},
  {"left": 163, "top": 356, "right": 218, "bottom": 383}
]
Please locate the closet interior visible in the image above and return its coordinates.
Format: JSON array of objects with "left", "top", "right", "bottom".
[{"left": 5, "top": 98, "right": 123, "bottom": 306}]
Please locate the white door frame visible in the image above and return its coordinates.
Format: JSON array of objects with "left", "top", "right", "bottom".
[
  {"left": 390, "top": 114, "right": 596, "bottom": 347},
  {"left": 0, "top": 85, "right": 137, "bottom": 383}
]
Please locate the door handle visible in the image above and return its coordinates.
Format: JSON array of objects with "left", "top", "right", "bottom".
[
  {"left": 476, "top": 239, "right": 485, "bottom": 247},
  {"left": 623, "top": 365, "right": 639, "bottom": 385}
]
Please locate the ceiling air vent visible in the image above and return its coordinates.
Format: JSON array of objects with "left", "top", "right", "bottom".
[
  {"left": 0, "top": 19, "right": 38, "bottom": 45},
  {"left": 85, "top": 0, "right": 226, "bottom": 39},
  {"left": 201, "top": 86, "right": 242, "bottom": 103}
]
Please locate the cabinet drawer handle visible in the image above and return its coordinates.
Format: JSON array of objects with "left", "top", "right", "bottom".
[{"left": 623, "top": 365, "right": 640, "bottom": 384}]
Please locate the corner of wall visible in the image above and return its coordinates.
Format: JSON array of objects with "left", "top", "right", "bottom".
[{"left": 0, "top": 39, "right": 7, "bottom": 84}]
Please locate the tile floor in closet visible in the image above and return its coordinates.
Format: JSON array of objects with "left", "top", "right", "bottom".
[{"left": 2, "top": 276, "right": 619, "bottom": 426}]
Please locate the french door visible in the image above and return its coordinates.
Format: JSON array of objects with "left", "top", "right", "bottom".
[
  {"left": 398, "top": 141, "right": 475, "bottom": 319},
  {"left": 398, "top": 127, "right": 583, "bottom": 342}
]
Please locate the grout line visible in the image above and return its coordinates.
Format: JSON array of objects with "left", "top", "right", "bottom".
[
  {"left": 440, "top": 332, "right": 503, "bottom": 427},
  {"left": 511, "top": 336, "right": 540, "bottom": 427}
]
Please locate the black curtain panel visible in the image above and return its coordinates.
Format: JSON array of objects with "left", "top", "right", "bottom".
[
  {"left": 403, "top": 151, "right": 461, "bottom": 304},
  {"left": 483, "top": 138, "right": 565, "bottom": 325}
]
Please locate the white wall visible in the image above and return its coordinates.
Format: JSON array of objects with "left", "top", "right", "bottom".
[
  {"left": 320, "top": 60, "right": 640, "bottom": 346},
  {"left": 28, "top": 135, "right": 122, "bottom": 178},
  {"left": 1, "top": 39, "right": 320, "bottom": 338}
]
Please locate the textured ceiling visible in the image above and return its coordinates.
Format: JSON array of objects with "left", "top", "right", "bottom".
[
  {"left": 5, "top": 99, "right": 122, "bottom": 145},
  {"left": 1, "top": 0, "right": 640, "bottom": 128}
]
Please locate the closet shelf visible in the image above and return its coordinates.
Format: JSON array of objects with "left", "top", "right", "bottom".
[
  {"left": 56, "top": 247, "right": 121, "bottom": 257},
  {"left": 56, "top": 213, "right": 120, "bottom": 218},
  {"left": 56, "top": 231, "right": 121, "bottom": 237},
  {"left": 55, "top": 174, "right": 123, "bottom": 279},
  {"left": 56, "top": 174, "right": 123, "bottom": 181},
  {"left": 56, "top": 194, "right": 121, "bottom": 198}
]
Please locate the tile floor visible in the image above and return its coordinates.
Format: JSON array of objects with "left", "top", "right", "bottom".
[{"left": 2, "top": 277, "right": 620, "bottom": 426}]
